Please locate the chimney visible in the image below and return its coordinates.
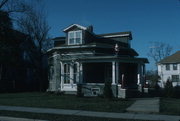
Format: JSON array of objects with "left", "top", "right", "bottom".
[{"left": 87, "top": 25, "right": 93, "bottom": 33}]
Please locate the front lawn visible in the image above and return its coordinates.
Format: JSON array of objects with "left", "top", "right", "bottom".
[
  {"left": 160, "top": 98, "right": 180, "bottom": 115},
  {"left": 0, "top": 92, "right": 133, "bottom": 113}
]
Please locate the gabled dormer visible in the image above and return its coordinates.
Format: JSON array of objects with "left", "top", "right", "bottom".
[{"left": 63, "top": 24, "right": 88, "bottom": 45}]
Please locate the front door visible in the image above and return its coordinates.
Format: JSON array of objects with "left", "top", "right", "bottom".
[{"left": 61, "top": 63, "right": 77, "bottom": 91}]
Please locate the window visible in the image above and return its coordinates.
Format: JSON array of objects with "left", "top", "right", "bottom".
[
  {"left": 64, "top": 64, "right": 70, "bottom": 84},
  {"left": 68, "top": 30, "right": 82, "bottom": 45},
  {"left": 91, "top": 88, "right": 100, "bottom": 96},
  {"left": 172, "top": 75, "right": 179, "bottom": 82},
  {"left": 64, "top": 63, "right": 78, "bottom": 84},
  {"left": 173, "top": 64, "right": 177, "bottom": 70},
  {"left": 166, "top": 64, "right": 170, "bottom": 71}
]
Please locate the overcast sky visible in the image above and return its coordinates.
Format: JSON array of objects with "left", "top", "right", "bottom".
[{"left": 44, "top": 0, "right": 180, "bottom": 70}]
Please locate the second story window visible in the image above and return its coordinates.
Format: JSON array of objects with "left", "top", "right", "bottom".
[
  {"left": 166, "top": 64, "right": 170, "bottom": 71},
  {"left": 173, "top": 64, "right": 177, "bottom": 70},
  {"left": 68, "top": 30, "right": 82, "bottom": 45}
]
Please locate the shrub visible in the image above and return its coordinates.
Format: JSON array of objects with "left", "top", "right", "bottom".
[
  {"left": 173, "top": 86, "right": 180, "bottom": 98},
  {"left": 164, "top": 79, "right": 174, "bottom": 98},
  {"left": 103, "top": 80, "right": 113, "bottom": 99},
  {"left": 77, "top": 83, "right": 83, "bottom": 97}
]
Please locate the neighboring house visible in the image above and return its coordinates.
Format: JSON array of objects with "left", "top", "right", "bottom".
[
  {"left": 158, "top": 51, "right": 180, "bottom": 87},
  {"left": 47, "top": 24, "right": 148, "bottom": 97},
  {"left": 0, "top": 30, "right": 38, "bottom": 92}
]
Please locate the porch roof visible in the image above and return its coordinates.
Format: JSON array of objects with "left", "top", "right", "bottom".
[{"left": 63, "top": 56, "right": 149, "bottom": 64}]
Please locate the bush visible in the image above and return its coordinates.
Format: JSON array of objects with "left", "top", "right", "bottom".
[
  {"left": 173, "top": 86, "right": 180, "bottom": 98},
  {"left": 164, "top": 79, "right": 174, "bottom": 98},
  {"left": 103, "top": 80, "right": 113, "bottom": 99},
  {"left": 77, "top": 84, "right": 83, "bottom": 97}
]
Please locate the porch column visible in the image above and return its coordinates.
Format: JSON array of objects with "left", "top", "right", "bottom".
[
  {"left": 79, "top": 63, "right": 83, "bottom": 83},
  {"left": 116, "top": 62, "right": 119, "bottom": 84},
  {"left": 60, "top": 62, "right": 64, "bottom": 90},
  {"left": 53, "top": 52, "right": 60, "bottom": 91},
  {"left": 76, "top": 62, "right": 80, "bottom": 83},
  {"left": 137, "top": 63, "right": 142, "bottom": 85},
  {"left": 112, "top": 61, "right": 116, "bottom": 84},
  {"left": 142, "top": 64, "right": 146, "bottom": 84},
  {"left": 137, "top": 63, "right": 143, "bottom": 92},
  {"left": 70, "top": 63, "right": 74, "bottom": 87}
]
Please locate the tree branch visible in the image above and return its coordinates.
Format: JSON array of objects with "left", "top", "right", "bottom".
[{"left": 0, "top": 0, "right": 8, "bottom": 9}]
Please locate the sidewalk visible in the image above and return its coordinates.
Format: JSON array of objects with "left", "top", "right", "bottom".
[
  {"left": 0, "top": 116, "right": 47, "bottom": 121},
  {"left": 126, "top": 98, "right": 160, "bottom": 113},
  {"left": 0, "top": 105, "right": 180, "bottom": 121}
]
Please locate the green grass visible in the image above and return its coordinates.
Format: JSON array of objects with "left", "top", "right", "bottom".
[
  {"left": 0, "top": 110, "right": 159, "bottom": 121},
  {"left": 160, "top": 98, "right": 180, "bottom": 115},
  {"left": 0, "top": 92, "right": 133, "bottom": 113}
]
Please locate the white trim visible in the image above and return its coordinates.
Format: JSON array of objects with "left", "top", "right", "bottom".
[
  {"left": 102, "top": 34, "right": 129, "bottom": 38},
  {"left": 47, "top": 43, "right": 112, "bottom": 52},
  {"left": 48, "top": 54, "right": 60, "bottom": 59},
  {"left": 85, "top": 83, "right": 104, "bottom": 85},
  {"left": 60, "top": 62, "right": 64, "bottom": 90},
  {"left": 112, "top": 61, "right": 116, "bottom": 84},
  {"left": 61, "top": 52, "right": 93, "bottom": 56},
  {"left": 63, "top": 24, "right": 87, "bottom": 32}
]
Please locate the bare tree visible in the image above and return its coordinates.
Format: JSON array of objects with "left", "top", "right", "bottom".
[
  {"left": 148, "top": 41, "right": 173, "bottom": 64},
  {"left": 17, "top": 1, "right": 51, "bottom": 91},
  {"left": 0, "top": 0, "right": 30, "bottom": 13}
]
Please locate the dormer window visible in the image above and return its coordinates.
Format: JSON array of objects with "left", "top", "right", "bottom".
[{"left": 68, "top": 30, "right": 82, "bottom": 45}]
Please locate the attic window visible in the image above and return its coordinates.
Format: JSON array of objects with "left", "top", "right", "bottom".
[{"left": 68, "top": 30, "right": 82, "bottom": 45}]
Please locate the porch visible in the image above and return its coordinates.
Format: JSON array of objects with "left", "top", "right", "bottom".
[{"left": 59, "top": 59, "right": 146, "bottom": 97}]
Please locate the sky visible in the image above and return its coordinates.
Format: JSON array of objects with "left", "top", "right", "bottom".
[{"left": 44, "top": 0, "right": 180, "bottom": 70}]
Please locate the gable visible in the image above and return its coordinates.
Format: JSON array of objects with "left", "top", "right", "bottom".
[{"left": 63, "top": 24, "right": 87, "bottom": 32}]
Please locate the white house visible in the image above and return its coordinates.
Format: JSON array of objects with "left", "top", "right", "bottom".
[{"left": 157, "top": 51, "right": 180, "bottom": 87}]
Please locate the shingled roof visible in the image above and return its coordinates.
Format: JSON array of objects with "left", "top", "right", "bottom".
[{"left": 158, "top": 51, "right": 180, "bottom": 64}]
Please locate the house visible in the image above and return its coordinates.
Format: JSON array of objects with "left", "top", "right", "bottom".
[
  {"left": 47, "top": 24, "right": 148, "bottom": 97},
  {"left": 0, "top": 30, "right": 38, "bottom": 92},
  {"left": 0, "top": 10, "right": 40, "bottom": 92},
  {"left": 158, "top": 51, "right": 180, "bottom": 87}
]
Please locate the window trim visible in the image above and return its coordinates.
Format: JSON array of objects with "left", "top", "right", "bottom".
[{"left": 68, "top": 30, "right": 82, "bottom": 45}]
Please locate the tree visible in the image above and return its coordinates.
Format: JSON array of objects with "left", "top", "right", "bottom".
[
  {"left": 0, "top": 10, "right": 28, "bottom": 92},
  {"left": 17, "top": 1, "right": 51, "bottom": 91},
  {"left": 0, "top": 0, "right": 30, "bottom": 13},
  {"left": 0, "top": 10, "right": 12, "bottom": 82},
  {"left": 146, "top": 70, "right": 160, "bottom": 88},
  {"left": 0, "top": 0, "right": 50, "bottom": 92},
  {"left": 148, "top": 41, "right": 173, "bottom": 65},
  {"left": 164, "top": 78, "right": 174, "bottom": 97}
]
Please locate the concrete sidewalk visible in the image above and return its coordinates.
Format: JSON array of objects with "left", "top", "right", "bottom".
[
  {"left": 126, "top": 98, "right": 160, "bottom": 113},
  {"left": 0, "top": 105, "right": 180, "bottom": 121},
  {"left": 0, "top": 116, "right": 47, "bottom": 121}
]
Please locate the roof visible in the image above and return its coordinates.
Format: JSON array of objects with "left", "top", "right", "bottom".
[
  {"left": 158, "top": 51, "right": 180, "bottom": 64},
  {"left": 53, "top": 37, "right": 65, "bottom": 41},
  {"left": 61, "top": 55, "right": 149, "bottom": 63},
  {"left": 63, "top": 24, "right": 87, "bottom": 32},
  {"left": 98, "top": 31, "right": 132, "bottom": 39}
]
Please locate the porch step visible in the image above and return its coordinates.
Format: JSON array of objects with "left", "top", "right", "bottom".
[{"left": 64, "top": 91, "right": 77, "bottom": 95}]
